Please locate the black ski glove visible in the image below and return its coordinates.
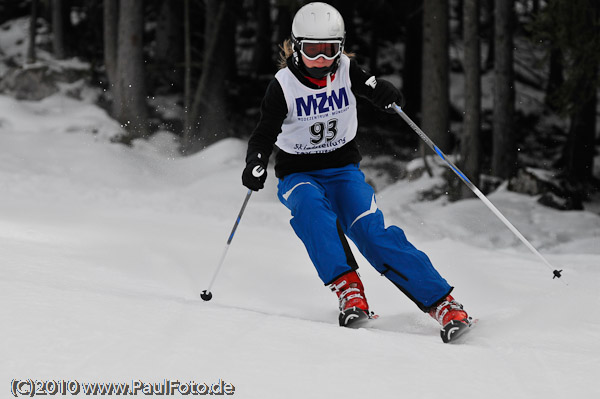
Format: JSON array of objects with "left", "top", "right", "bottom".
[
  {"left": 242, "top": 160, "right": 267, "bottom": 191},
  {"left": 372, "top": 78, "right": 405, "bottom": 113}
]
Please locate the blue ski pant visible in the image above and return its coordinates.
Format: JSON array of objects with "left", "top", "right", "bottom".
[{"left": 277, "top": 163, "right": 452, "bottom": 311}]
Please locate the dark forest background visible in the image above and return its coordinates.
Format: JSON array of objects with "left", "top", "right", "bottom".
[{"left": 1, "top": 0, "right": 599, "bottom": 209}]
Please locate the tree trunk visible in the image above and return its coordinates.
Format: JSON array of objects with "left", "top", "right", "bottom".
[
  {"left": 564, "top": 89, "right": 597, "bottom": 186},
  {"left": 115, "top": 0, "right": 148, "bottom": 141},
  {"left": 103, "top": 0, "right": 118, "bottom": 113},
  {"left": 492, "top": 0, "right": 517, "bottom": 179},
  {"left": 185, "top": 0, "right": 237, "bottom": 153},
  {"left": 483, "top": 0, "right": 495, "bottom": 71},
  {"left": 253, "top": 0, "right": 273, "bottom": 75},
  {"left": 545, "top": 46, "right": 563, "bottom": 111},
  {"left": 155, "top": 0, "right": 183, "bottom": 88},
  {"left": 421, "top": 0, "right": 450, "bottom": 152},
  {"left": 402, "top": 0, "right": 423, "bottom": 121},
  {"left": 561, "top": 0, "right": 599, "bottom": 187},
  {"left": 460, "top": 0, "right": 482, "bottom": 198},
  {"left": 368, "top": 3, "right": 383, "bottom": 75},
  {"left": 52, "top": 0, "right": 65, "bottom": 59},
  {"left": 27, "top": 0, "right": 38, "bottom": 63}
]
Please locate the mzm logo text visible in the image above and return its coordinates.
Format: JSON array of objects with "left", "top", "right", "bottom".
[{"left": 295, "top": 87, "right": 349, "bottom": 117}]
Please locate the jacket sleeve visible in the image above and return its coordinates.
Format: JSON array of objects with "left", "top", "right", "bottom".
[
  {"left": 349, "top": 58, "right": 405, "bottom": 108},
  {"left": 349, "top": 58, "right": 377, "bottom": 99},
  {"left": 245, "top": 79, "right": 288, "bottom": 166}
]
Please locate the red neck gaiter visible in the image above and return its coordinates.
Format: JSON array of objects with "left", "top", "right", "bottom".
[{"left": 305, "top": 73, "right": 336, "bottom": 88}]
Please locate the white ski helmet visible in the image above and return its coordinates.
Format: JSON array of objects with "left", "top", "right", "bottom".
[
  {"left": 292, "top": 2, "right": 345, "bottom": 43},
  {"left": 291, "top": 2, "right": 346, "bottom": 77}
]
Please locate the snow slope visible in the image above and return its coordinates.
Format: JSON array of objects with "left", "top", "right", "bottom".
[{"left": 1, "top": 92, "right": 600, "bottom": 399}]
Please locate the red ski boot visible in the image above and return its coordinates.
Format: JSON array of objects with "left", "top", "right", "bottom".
[
  {"left": 429, "top": 295, "right": 473, "bottom": 343},
  {"left": 329, "top": 271, "right": 371, "bottom": 327}
]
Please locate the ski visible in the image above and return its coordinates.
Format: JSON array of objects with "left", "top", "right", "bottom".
[{"left": 440, "top": 318, "right": 476, "bottom": 343}]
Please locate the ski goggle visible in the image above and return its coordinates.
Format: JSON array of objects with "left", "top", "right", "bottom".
[{"left": 299, "top": 40, "right": 343, "bottom": 61}]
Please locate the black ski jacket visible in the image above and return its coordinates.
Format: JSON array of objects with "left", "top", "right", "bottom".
[{"left": 246, "top": 57, "right": 384, "bottom": 178}]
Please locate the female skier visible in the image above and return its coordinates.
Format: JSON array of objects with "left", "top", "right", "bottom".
[{"left": 242, "top": 2, "right": 472, "bottom": 342}]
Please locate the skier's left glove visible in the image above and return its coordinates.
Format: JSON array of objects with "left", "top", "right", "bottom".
[{"left": 371, "top": 78, "right": 405, "bottom": 113}]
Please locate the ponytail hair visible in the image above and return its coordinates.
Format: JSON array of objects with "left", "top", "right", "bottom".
[{"left": 278, "top": 39, "right": 294, "bottom": 69}]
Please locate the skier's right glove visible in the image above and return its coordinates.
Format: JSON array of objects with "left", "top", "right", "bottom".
[{"left": 242, "top": 159, "right": 267, "bottom": 191}]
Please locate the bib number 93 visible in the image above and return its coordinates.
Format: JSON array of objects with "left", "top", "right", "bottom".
[{"left": 310, "top": 119, "right": 338, "bottom": 145}]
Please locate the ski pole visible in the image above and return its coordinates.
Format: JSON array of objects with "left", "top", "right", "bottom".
[
  {"left": 392, "top": 103, "right": 565, "bottom": 283},
  {"left": 201, "top": 187, "right": 256, "bottom": 301}
]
